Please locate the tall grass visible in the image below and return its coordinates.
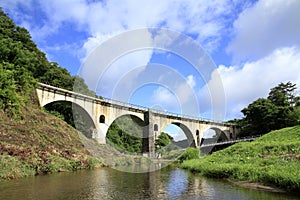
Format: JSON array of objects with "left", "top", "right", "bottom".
[{"left": 180, "top": 126, "right": 300, "bottom": 192}]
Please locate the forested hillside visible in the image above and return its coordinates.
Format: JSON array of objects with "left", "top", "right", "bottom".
[
  {"left": 0, "top": 9, "right": 94, "bottom": 118},
  {"left": 0, "top": 10, "right": 102, "bottom": 179}
]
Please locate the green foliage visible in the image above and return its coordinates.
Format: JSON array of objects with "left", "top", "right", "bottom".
[
  {"left": 73, "top": 76, "right": 96, "bottom": 96},
  {"left": 178, "top": 148, "right": 200, "bottom": 162},
  {"left": 240, "top": 82, "right": 300, "bottom": 137},
  {"left": 44, "top": 102, "right": 95, "bottom": 138},
  {"left": 0, "top": 155, "right": 35, "bottom": 179},
  {"left": 268, "top": 82, "right": 298, "bottom": 107},
  {"left": 180, "top": 126, "right": 300, "bottom": 192},
  {"left": 155, "top": 132, "right": 173, "bottom": 151},
  {"left": 0, "top": 10, "right": 94, "bottom": 120},
  {"left": 0, "top": 62, "right": 36, "bottom": 117},
  {"left": 0, "top": 11, "right": 104, "bottom": 179},
  {"left": 39, "top": 62, "right": 74, "bottom": 90},
  {"left": 242, "top": 98, "right": 278, "bottom": 135},
  {"left": 106, "top": 116, "right": 143, "bottom": 153}
]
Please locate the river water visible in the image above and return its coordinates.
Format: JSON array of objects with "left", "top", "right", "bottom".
[{"left": 0, "top": 166, "right": 299, "bottom": 200}]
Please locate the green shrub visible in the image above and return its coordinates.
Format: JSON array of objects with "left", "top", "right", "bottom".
[{"left": 178, "top": 148, "right": 200, "bottom": 163}]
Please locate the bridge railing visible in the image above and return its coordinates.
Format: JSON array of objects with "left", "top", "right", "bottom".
[
  {"left": 149, "top": 108, "right": 230, "bottom": 125},
  {"left": 38, "top": 82, "right": 149, "bottom": 112},
  {"left": 99, "top": 96, "right": 149, "bottom": 112},
  {"left": 37, "top": 82, "right": 235, "bottom": 125},
  {"left": 200, "top": 135, "right": 261, "bottom": 148}
]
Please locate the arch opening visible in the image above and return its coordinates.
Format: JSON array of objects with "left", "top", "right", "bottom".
[
  {"left": 154, "top": 124, "right": 158, "bottom": 131},
  {"left": 201, "top": 127, "right": 229, "bottom": 155},
  {"left": 99, "top": 115, "right": 105, "bottom": 123},
  {"left": 106, "top": 114, "right": 144, "bottom": 154},
  {"left": 202, "top": 127, "right": 228, "bottom": 143},
  {"left": 154, "top": 122, "right": 195, "bottom": 159},
  {"left": 43, "top": 100, "right": 96, "bottom": 138}
]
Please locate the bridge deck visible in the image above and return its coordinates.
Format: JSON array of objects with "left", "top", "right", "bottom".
[{"left": 37, "top": 83, "right": 235, "bottom": 126}]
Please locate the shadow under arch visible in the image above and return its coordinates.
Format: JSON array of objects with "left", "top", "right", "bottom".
[
  {"left": 160, "top": 122, "right": 196, "bottom": 148},
  {"left": 209, "top": 127, "right": 229, "bottom": 142},
  {"left": 106, "top": 114, "right": 145, "bottom": 154},
  {"left": 43, "top": 100, "right": 96, "bottom": 138},
  {"left": 202, "top": 127, "right": 229, "bottom": 143},
  {"left": 200, "top": 127, "right": 230, "bottom": 155}
]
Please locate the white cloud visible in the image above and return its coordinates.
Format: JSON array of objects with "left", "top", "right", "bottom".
[
  {"left": 186, "top": 75, "right": 196, "bottom": 88},
  {"left": 228, "top": 0, "right": 300, "bottom": 61},
  {"left": 148, "top": 74, "right": 199, "bottom": 116},
  {"left": 152, "top": 87, "right": 178, "bottom": 107},
  {"left": 8, "top": 0, "right": 298, "bottom": 123},
  {"left": 80, "top": 0, "right": 240, "bottom": 58},
  {"left": 2, "top": 0, "right": 247, "bottom": 56},
  {"left": 78, "top": 29, "right": 154, "bottom": 94},
  {"left": 208, "top": 47, "right": 300, "bottom": 119},
  {"left": 96, "top": 50, "right": 153, "bottom": 98}
]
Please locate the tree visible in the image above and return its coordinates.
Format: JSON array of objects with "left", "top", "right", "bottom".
[
  {"left": 242, "top": 98, "right": 278, "bottom": 135},
  {"left": 155, "top": 132, "right": 173, "bottom": 151},
  {"left": 268, "top": 82, "right": 297, "bottom": 107},
  {"left": 267, "top": 82, "right": 300, "bottom": 129},
  {"left": 0, "top": 63, "right": 22, "bottom": 116},
  {"left": 240, "top": 82, "right": 300, "bottom": 136},
  {"left": 106, "top": 116, "right": 143, "bottom": 153},
  {"left": 0, "top": 10, "right": 95, "bottom": 121}
]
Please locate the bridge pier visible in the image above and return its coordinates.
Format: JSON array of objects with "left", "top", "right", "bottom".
[
  {"left": 142, "top": 111, "right": 155, "bottom": 158},
  {"left": 95, "top": 123, "right": 108, "bottom": 144}
]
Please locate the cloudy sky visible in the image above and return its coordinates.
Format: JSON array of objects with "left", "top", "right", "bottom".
[{"left": 2, "top": 0, "right": 300, "bottom": 127}]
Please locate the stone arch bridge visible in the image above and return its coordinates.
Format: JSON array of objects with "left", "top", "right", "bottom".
[{"left": 36, "top": 83, "right": 240, "bottom": 157}]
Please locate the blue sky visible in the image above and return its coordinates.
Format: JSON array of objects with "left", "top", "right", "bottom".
[{"left": 2, "top": 0, "right": 300, "bottom": 140}]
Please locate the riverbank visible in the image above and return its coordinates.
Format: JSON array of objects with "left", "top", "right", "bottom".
[
  {"left": 0, "top": 100, "right": 104, "bottom": 180},
  {"left": 180, "top": 125, "right": 300, "bottom": 193},
  {"left": 0, "top": 99, "right": 156, "bottom": 179}
]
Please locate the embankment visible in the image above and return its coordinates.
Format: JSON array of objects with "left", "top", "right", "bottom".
[
  {"left": 0, "top": 100, "right": 103, "bottom": 179},
  {"left": 180, "top": 126, "right": 300, "bottom": 192}
]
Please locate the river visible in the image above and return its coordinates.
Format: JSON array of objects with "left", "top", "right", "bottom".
[{"left": 0, "top": 166, "right": 299, "bottom": 200}]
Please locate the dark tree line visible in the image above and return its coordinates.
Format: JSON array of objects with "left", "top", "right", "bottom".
[{"left": 233, "top": 82, "right": 300, "bottom": 137}]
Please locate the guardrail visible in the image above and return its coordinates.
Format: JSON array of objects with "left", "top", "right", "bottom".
[{"left": 200, "top": 135, "right": 261, "bottom": 148}]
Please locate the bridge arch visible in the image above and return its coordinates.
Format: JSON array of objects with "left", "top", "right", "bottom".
[
  {"left": 103, "top": 113, "right": 144, "bottom": 129},
  {"left": 43, "top": 100, "right": 96, "bottom": 138},
  {"left": 203, "top": 127, "right": 230, "bottom": 142},
  {"left": 105, "top": 114, "right": 145, "bottom": 152},
  {"left": 36, "top": 83, "right": 240, "bottom": 157},
  {"left": 159, "top": 122, "right": 196, "bottom": 148}
]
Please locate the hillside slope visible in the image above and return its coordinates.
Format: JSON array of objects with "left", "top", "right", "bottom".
[
  {"left": 0, "top": 96, "right": 103, "bottom": 179},
  {"left": 181, "top": 125, "right": 300, "bottom": 192}
]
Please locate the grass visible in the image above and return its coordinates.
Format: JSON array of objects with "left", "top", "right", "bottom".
[
  {"left": 180, "top": 125, "right": 300, "bottom": 192},
  {"left": 0, "top": 99, "right": 103, "bottom": 180}
]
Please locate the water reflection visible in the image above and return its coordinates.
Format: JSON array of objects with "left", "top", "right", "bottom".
[
  {"left": 167, "top": 169, "right": 188, "bottom": 198},
  {"left": 0, "top": 167, "right": 299, "bottom": 200}
]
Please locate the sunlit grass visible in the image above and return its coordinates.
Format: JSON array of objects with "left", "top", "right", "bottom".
[{"left": 180, "top": 126, "right": 300, "bottom": 192}]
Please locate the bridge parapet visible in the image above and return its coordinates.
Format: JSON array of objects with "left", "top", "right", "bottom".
[{"left": 37, "top": 83, "right": 148, "bottom": 112}]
